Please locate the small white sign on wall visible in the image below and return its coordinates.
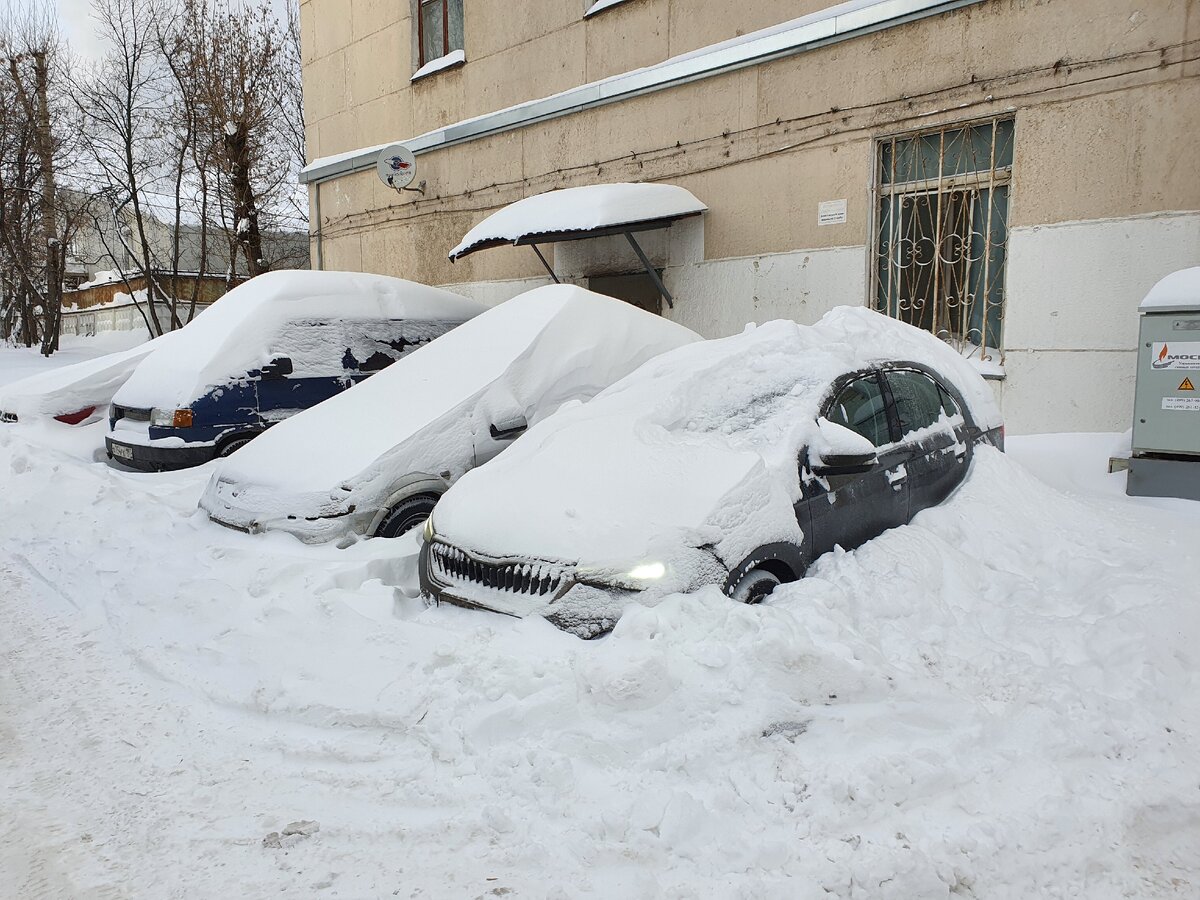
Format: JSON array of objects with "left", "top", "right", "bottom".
[{"left": 818, "top": 198, "right": 847, "bottom": 226}]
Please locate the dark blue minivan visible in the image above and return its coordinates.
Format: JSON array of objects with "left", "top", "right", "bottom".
[{"left": 105, "top": 271, "right": 486, "bottom": 472}]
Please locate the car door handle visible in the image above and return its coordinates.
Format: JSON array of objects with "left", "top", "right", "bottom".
[
  {"left": 954, "top": 433, "right": 969, "bottom": 462},
  {"left": 886, "top": 464, "right": 908, "bottom": 490}
]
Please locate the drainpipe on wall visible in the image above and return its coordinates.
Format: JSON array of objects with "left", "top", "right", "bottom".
[{"left": 313, "top": 184, "right": 324, "bottom": 271}]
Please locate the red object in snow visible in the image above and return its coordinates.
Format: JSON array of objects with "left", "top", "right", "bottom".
[{"left": 54, "top": 406, "right": 97, "bottom": 425}]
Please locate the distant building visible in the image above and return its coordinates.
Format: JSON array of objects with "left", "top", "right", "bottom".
[
  {"left": 62, "top": 196, "right": 308, "bottom": 296},
  {"left": 56, "top": 195, "right": 309, "bottom": 335},
  {"left": 298, "top": 0, "right": 1200, "bottom": 433}
]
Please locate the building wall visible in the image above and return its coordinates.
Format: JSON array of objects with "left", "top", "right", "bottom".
[{"left": 301, "top": 0, "right": 1200, "bottom": 434}]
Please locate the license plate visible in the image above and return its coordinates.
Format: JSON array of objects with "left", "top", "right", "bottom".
[{"left": 110, "top": 443, "right": 133, "bottom": 460}]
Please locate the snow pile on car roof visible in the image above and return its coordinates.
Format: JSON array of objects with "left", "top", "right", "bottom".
[
  {"left": 436, "top": 306, "right": 1002, "bottom": 565},
  {"left": 1141, "top": 266, "right": 1200, "bottom": 310},
  {"left": 202, "top": 284, "right": 699, "bottom": 522},
  {"left": 114, "top": 271, "right": 486, "bottom": 409},
  {"left": 0, "top": 330, "right": 176, "bottom": 421},
  {"left": 448, "top": 183, "right": 706, "bottom": 260}
]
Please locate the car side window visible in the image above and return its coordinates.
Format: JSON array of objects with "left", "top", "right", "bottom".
[
  {"left": 938, "top": 384, "right": 960, "bottom": 418},
  {"left": 886, "top": 370, "right": 952, "bottom": 436},
  {"left": 825, "top": 375, "right": 891, "bottom": 447}
]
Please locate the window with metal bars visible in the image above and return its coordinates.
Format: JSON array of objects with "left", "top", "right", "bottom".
[
  {"left": 873, "top": 117, "right": 1014, "bottom": 362},
  {"left": 417, "top": 0, "right": 464, "bottom": 67}
]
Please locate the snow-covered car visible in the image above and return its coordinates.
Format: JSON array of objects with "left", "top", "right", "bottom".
[
  {"left": 419, "top": 307, "right": 1005, "bottom": 637},
  {"left": 199, "top": 285, "right": 700, "bottom": 543},
  {"left": 0, "top": 333, "right": 177, "bottom": 425},
  {"left": 106, "top": 271, "right": 485, "bottom": 472}
]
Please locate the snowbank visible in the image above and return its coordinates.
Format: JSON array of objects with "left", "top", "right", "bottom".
[
  {"left": 201, "top": 285, "right": 700, "bottom": 538},
  {"left": 449, "top": 183, "right": 706, "bottom": 260},
  {"left": 0, "top": 420, "right": 1196, "bottom": 896},
  {"left": 114, "top": 271, "right": 485, "bottom": 410}
]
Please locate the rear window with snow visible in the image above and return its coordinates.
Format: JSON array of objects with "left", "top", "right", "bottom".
[{"left": 270, "top": 319, "right": 460, "bottom": 378}]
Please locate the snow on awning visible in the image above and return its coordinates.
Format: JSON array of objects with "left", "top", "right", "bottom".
[{"left": 448, "top": 183, "right": 706, "bottom": 262}]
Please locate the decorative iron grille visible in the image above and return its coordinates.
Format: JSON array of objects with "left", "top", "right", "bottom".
[{"left": 872, "top": 117, "right": 1014, "bottom": 363}]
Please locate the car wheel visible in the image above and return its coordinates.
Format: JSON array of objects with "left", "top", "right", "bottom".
[
  {"left": 375, "top": 493, "right": 439, "bottom": 539},
  {"left": 217, "top": 435, "right": 255, "bottom": 458},
  {"left": 727, "top": 568, "right": 781, "bottom": 604}
]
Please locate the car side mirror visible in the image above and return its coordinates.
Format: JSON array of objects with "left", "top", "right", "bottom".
[
  {"left": 811, "top": 450, "right": 878, "bottom": 476},
  {"left": 488, "top": 415, "right": 528, "bottom": 441},
  {"left": 809, "top": 417, "right": 878, "bottom": 476},
  {"left": 259, "top": 356, "right": 293, "bottom": 380}
]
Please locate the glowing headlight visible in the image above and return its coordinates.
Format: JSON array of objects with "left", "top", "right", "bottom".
[
  {"left": 151, "top": 408, "right": 193, "bottom": 428},
  {"left": 626, "top": 562, "right": 666, "bottom": 581}
]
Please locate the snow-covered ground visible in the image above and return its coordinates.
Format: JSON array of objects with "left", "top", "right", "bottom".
[{"left": 0, "top": 338, "right": 1198, "bottom": 898}]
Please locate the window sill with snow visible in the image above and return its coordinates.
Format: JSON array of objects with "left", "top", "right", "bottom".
[
  {"left": 584, "top": 0, "right": 636, "bottom": 17},
  {"left": 411, "top": 49, "right": 466, "bottom": 83}
]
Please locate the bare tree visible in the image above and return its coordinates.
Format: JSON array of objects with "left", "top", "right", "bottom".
[
  {"left": 76, "top": 0, "right": 171, "bottom": 336},
  {"left": 0, "top": 5, "right": 89, "bottom": 354},
  {"left": 180, "top": 0, "right": 304, "bottom": 279}
]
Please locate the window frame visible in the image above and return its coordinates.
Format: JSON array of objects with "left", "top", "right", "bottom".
[
  {"left": 416, "top": 0, "right": 462, "bottom": 67},
  {"left": 869, "top": 115, "right": 1015, "bottom": 363},
  {"left": 821, "top": 369, "right": 896, "bottom": 449},
  {"left": 881, "top": 368, "right": 951, "bottom": 437}
]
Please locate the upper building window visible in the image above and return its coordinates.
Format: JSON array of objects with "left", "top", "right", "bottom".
[
  {"left": 872, "top": 117, "right": 1014, "bottom": 360},
  {"left": 418, "top": 0, "right": 464, "bottom": 67}
]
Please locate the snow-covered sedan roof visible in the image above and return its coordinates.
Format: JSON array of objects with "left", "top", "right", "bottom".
[
  {"left": 114, "top": 271, "right": 486, "bottom": 410},
  {"left": 1141, "top": 267, "right": 1200, "bottom": 312},
  {"left": 448, "top": 183, "right": 707, "bottom": 261},
  {"left": 207, "top": 284, "right": 700, "bottom": 501},
  {"left": 435, "top": 307, "right": 1003, "bottom": 567}
]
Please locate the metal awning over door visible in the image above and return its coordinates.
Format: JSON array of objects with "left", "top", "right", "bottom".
[{"left": 448, "top": 182, "right": 706, "bottom": 308}]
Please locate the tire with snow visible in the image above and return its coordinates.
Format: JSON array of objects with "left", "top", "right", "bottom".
[
  {"left": 727, "top": 568, "right": 781, "bottom": 604},
  {"left": 375, "top": 493, "right": 439, "bottom": 539},
  {"left": 216, "top": 435, "right": 256, "bottom": 458}
]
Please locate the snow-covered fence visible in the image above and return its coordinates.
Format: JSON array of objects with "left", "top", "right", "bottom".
[{"left": 59, "top": 300, "right": 212, "bottom": 337}]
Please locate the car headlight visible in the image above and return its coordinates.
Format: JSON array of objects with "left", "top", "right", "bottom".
[
  {"left": 422, "top": 516, "right": 435, "bottom": 543},
  {"left": 151, "top": 408, "right": 193, "bottom": 428},
  {"left": 626, "top": 561, "right": 666, "bottom": 581}
]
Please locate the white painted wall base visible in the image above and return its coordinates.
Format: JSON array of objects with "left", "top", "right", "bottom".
[
  {"left": 1002, "top": 210, "right": 1200, "bottom": 433},
  {"left": 663, "top": 245, "right": 868, "bottom": 337},
  {"left": 437, "top": 210, "right": 1200, "bottom": 435},
  {"left": 438, "top": 276, "right": 553, "bottom": 308}
]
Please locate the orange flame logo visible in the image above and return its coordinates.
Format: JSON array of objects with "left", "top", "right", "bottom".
[{"left": 1159, "top": 344, "right": 1170, "bottom": 363}]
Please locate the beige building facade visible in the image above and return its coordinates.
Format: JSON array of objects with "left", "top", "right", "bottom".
[{"left": 299, "top": 0, "right": 1200, "bottom": 434}]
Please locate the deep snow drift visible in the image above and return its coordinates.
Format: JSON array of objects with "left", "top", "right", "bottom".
[{"left": 0, "top": 339, "right": 1197, "bottom": 898}]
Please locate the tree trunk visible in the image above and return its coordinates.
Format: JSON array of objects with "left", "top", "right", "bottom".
[{"left": 224, "top": 121, "right": 267, "bottom": 277}]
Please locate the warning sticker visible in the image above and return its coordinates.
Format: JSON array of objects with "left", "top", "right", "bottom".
[
  {"left": 1180, "top": 377, "right": 1196, "bottom": 391},
  {"left": 1163, "top": 397, "right": 1200, "bottom": 412}
]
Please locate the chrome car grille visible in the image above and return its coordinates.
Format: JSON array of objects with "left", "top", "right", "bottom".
[{"left": 430, "top": 543, "right": 570, "bottom": 597}]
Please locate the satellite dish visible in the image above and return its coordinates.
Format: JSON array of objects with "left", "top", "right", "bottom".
[{"left": 377, "top": 144, "right": 417, "bottom": 191}]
